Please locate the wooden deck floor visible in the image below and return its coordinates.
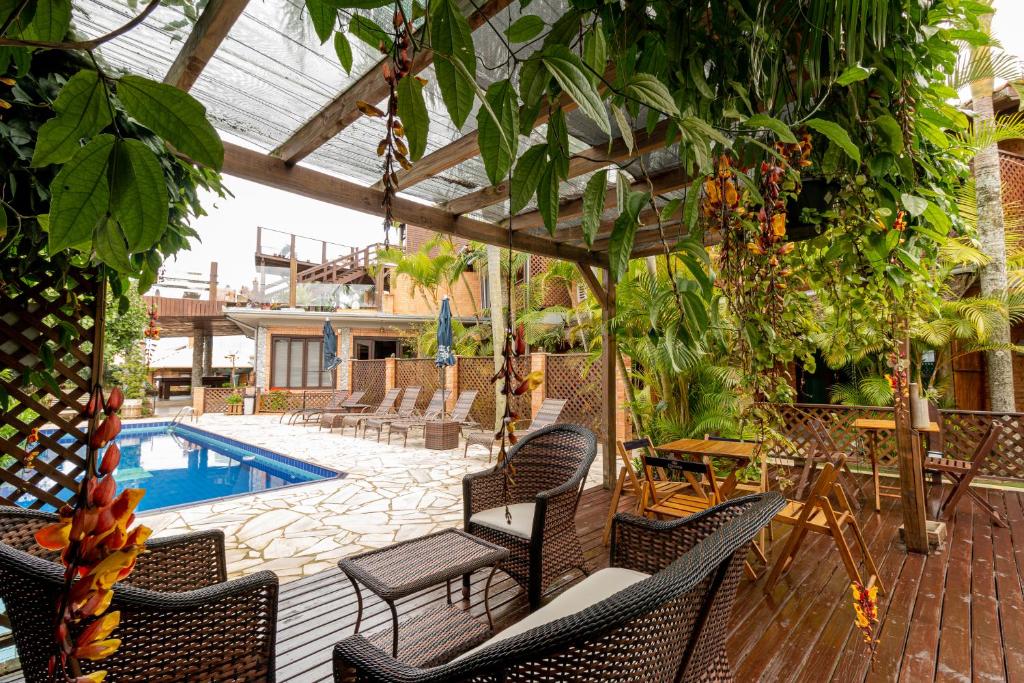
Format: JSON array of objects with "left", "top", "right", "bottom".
[{"left": 4, "top": 477, "right": 1024, "bottom": 682}]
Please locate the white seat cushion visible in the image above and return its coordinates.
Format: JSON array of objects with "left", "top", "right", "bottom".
[
  {"left": 469, "top": 503, "right": 536, "bottom": 540},
  {"left": 453, "top": 567, "right": 650, "bottom": 661}
]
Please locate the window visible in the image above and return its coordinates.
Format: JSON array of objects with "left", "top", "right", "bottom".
[{"left": 271, "top": 337, "right": 334, "bottom": 388}]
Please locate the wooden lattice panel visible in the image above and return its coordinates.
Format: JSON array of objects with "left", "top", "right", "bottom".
[
  {"left": 395, "top": 358, "right": 441, "bottom": 411},
  {"left": 544, "top": 353, "right": 604, "bottom": 437},
  {"left": 0, "top": 268, "right": 103, "bottom": 509},
  {"left": 770, "top": 403, "right": 896, "bottom": 465},
  {"left": 457, "top": 356, "right": 530, "bottom": 430},
  {"left": 941, "top": 410, "right": 1024, "bottom": 479},
  {"left": 352, "top": 360, "right": 386, "bottom": 407},
  {"left": 203, "top": 387, "right": 235, "bottom": 413},
  {"left": 256, "top": 389, "right": 334, "bottom": 413}
]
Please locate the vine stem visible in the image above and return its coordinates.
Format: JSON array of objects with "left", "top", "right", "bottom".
[{"left": 0, "top": 0, "right": 161, "bottom": 50}]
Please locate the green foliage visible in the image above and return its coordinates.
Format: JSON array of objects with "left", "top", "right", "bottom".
[
  {"left": 396, "top": 75, "right": 428, "bottom": 161},
  {"left": 110, "top": 343, "right": 149, "bottom": 400}
]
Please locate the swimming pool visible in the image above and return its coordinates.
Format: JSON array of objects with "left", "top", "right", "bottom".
[{"left": 5, "top": 422, "right": 343, "bottom": 512}]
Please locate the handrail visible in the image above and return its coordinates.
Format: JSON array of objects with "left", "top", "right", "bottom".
[{"left": 171, "top": 406, "right": 195, "bottom": 425}]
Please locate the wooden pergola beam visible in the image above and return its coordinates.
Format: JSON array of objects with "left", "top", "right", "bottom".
[
  {"left": 221, "top": 142, "right": 605, "bottom": 267},
  {"left": 575, "top": 263, "right": 607, "bottom": 307},
  {"left": 513, "top": 166, "right": 691, "bottom": 235},
  {"left": 272, "top": 0, "right": 513, "bottom": 165},
  {"left": 163, "top": 0, "right": 250, "bottom": 91},
  {"left": 443, "top": 119, "right": 672, "bottom": 217}
]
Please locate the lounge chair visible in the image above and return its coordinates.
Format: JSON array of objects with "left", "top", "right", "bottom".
[
  {"left": 317, "top": 390, "right": 367, "bottom": 431},
  {"left": 0, "top": 507, "right": 278, "bottom": 681},
  {"left": 464, "top": 423, "right": 596, "bottom": 608},
  {"left": 463, "top": 397, "right": 567, "bottom": 460},
  {"left": 334, "top": 493, "right": 783, "bottom": 680},
  {"left": 282, "top": 390, "right": 347, "bottom": 425},
  {"left": 363, "top": 387, "right": 422, "bottom": 441},
  {"left": 389, "top": 389, "right": 479, "bottom": 447},
  {"left": 337, "top": 387, "right": 402, "bottom": 436}
]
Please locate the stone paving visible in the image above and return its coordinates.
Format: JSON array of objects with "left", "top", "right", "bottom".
[{"left": 139, "top": 414, "right": 605, "bottom": 584}]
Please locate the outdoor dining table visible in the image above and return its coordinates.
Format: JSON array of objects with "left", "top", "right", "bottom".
[
  {"left": 654, "top": 437, "right": 769, "bottom": 574},
  {"left": 852, "top": 418, "right": 940, "bottom": 512}
]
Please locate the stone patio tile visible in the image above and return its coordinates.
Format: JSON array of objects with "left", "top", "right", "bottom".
[
  {"left": 263, "top": 535, "right": 326, "bottom": 559},
  {"left": 236, "top": 509, "right": 303, "bottom": 542}
]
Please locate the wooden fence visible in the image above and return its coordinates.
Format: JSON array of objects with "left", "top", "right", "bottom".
[
  {"left": 545, "top": 353, "right": 604, "bottom": 437},
  {"left": 395, "top": 358, "right": 442, "bottom": 412},
  {"left": 456, "top": 356, "right": 532, "bottom": 430},
  {"left": 202, "top": 387, "right": 237, "bottom": 413},
  {"left": 351, "top": 360, "right": 386, "bottom": 407},
  {"left": 772, "top": 403, "right": 1024, "bottom": 480}
]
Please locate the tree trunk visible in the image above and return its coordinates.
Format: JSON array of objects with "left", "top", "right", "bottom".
[
  {"left": 486, "top": 245, "right": 506, "bottom": 430},
  {"left": 970, "top": 11, "right": 1016, "bottom": 411}
]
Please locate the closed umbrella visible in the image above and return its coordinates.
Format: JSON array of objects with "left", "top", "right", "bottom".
[
  {"left": 435, "top": 297, "right": 456, "bottom": 420},
  {"left": 323, "top": 320, "right": 342, "bottom": 371}
]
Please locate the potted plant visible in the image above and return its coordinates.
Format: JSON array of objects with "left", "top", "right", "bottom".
[
  {"left": 225, "top": 392, "right": 244, "bottom": 415},
  {"left": 114, "top": 345, "right": 149, "bottom": 418}
]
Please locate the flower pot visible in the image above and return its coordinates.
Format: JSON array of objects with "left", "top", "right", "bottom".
[
  {"left": 121, "top": 399, "right": 142, "bottom": 419},
  {"left": 226, "top": 403, "right": 243, "bottom": 415}
]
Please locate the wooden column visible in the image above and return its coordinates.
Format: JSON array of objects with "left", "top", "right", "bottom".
[
  {"left": 602, "top": 269, "right": 617, "bottom": 489},
  {"left": 893, "top": 324, "right": 929, "bottom": 553},
  {"left": 208, "top": 261, "right": 218, "bottom": 302},
  {"left": 191, "top": 329, "right": 204, "bottom": 393},
  {"left": 288, "top": 234, "right": 297, "bottom": 308},
  {"left": 385, "top": 357, "right": 396, "bottom": 390},
  {"left": 530, "top": 352, "right": 546, "bottom": 418},
  {"left": 446, "top": 362, "right": 458, "bottom": 413}
]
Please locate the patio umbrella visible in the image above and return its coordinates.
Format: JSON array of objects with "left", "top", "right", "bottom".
[
  {"left": 323, "top": 320, "right": 342, "bottom": 371},
  {"left": 435, "top": 297, "right": 456, "bottom": 420}
]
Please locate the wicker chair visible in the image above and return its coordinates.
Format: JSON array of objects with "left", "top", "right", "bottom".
[
  {"left": 334, "top": 493, "right": 784, "bottom": 682},
  {"left": 463, "top": 423, "right": 596, "bottom": 609},
  {"left": 0, "top": 507, "right": 279, "bottom": 682}
]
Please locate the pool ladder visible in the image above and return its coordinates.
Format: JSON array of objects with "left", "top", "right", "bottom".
[{"left": 171, "top": 406, "right": 196, "bottom": 426}]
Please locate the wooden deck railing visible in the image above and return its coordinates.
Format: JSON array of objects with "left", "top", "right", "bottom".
[{"left": 771, "top": 403, "right": 1024, "bottom": 481}]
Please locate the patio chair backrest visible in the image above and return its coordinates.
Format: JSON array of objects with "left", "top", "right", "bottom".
[
  {"left": 496, "top": 424, "right": 597, "bottom": 504},
  {"left": 372, "top": 388, "right": 402, "bottom": 414},
  {"left": 525, "top": 398, "right": 568, "bottom": 432},
  {"left": 639, "top": 447, "right": 722, "bottom": 507},
  {"left": 420, "top": 389, "right": 447, "bottom": 418},
  {"left": 806, "top": 418, "right": 838, "bottom": 455},
  {"left": 324, "top": 391, "right": 349, "bottom": 410},
  {"left": 341, "top": 390, "right": 365, "bottom": 408},
  {"left": 395, "top": 387, "right": 421, "bottom": 416},
  {"left": 449, "top": 390, "right": 478, "bottom": 422}
]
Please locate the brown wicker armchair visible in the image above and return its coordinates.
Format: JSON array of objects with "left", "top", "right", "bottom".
[
  {"left": 463, "top": 423, "right": 596, "bottom": 609},
  {"left": 0, "top": 507, "right": 279, "bottom": 682},
  {"left": 334, "top": 493, "right": 784, "bottom": 682}
]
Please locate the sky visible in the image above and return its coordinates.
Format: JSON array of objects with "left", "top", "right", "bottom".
[{"left": 164, "top": 1, "right": 1024, "bottom": 297}]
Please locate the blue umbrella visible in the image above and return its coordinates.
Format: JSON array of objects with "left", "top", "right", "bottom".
[
  {"left": 323, "top": 320, "right": 342, "bottom": 371},
  {"left": 435, "top": 297, "right": 455, "bottom": 419}
]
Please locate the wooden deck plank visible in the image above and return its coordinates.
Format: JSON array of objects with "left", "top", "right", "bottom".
[
  {"left": 995, "top": 489, "right": 1024, "bottom": 682},
  {"left": 970, "top": 490, "right": 1006, "bottom": 683},
  {"left": 934, "top": 500, "right": 975, "bottom": 682}
]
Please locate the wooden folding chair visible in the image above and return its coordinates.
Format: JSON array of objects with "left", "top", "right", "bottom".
[
  {"left": 763, "top": 459, "right": 885, "bottom": 596},
  {"left": 793, "top": 418, "right": 861, "bottom": 511},
  {"left": 924, "top": 422, "right": 1004, "bottom": 527},
  {"left": 602, "top": 438, "right": 689, "bottom": 546}
]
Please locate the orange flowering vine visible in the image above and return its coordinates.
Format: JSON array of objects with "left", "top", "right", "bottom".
[
  {"left": 851, "top": 580, "right": 880, "bottom": 667},
  {"left": 34, "top": 386, "right": 149, "bottom": 683}
]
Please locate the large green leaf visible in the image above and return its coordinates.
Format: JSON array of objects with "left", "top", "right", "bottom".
[
  {"left": 348, "top": 15, "right": 392, "bottom": 51},
  {"left": 305, "top": 0, "right": 337, "bottom": 44},
  {"left": 582, "top": 26, "right": 606, "bottom": 85},
  {"left": 805, "top": 118, "right": 860, "bottom": 164},
  {"left": 509, "top": 143, "right": 547, "bottom": 214},
  {"left": 610, "top": 103, "right": 633, "bottom": 153},
  {"left": 431, "top": 0, "right": 476, "bottom": 128},
  {"left": 873, "top": 114, "right": 904, "bottom": 154},
  {"left": 23, "top": 0, "right": 70, "bottom": 42},
  {"left": 741, "top": 113, "right": 797, "bottom": 144},
  {"left": 608, "top": 190, "right": 648, "bottom": 281},
  {"left": 117, "top": 75, "right": 224, "bottom": 169},
  {"left": 900, "top": 192, "right": 927, "bottom": 217},
  {"left": 546, "top": 107, "right": 569, "bottom": 180},
  {"left": 326, "top": 0, "right": 391, "bottom": 8},
  {"left": 836, "top": 64, "right": 875, "bottom": 86},
  {"left": 537, "top": 164, "right": 560, "bottom": 235},
  {"left": 476, "top": 79, "right": 518, "bottom": 185},
  {"left": 505, "top": 15, "right": 544, "bottom": 43},
  {"left": 397, "top": 75, "right": 428, "bottom": 161},
  {"left": 94, "top": 219, "right": 132, "bottom": 272},
  {"left": 624, "top": 73, "right": 678, "bottom": 117},
  {"left": 581, "top": 170, "right": 607, "bottom": 247},
  {"left": 333, "top": 31, "right": 353, "bottom": 73},
  {"left": 519, "top": 58, "right": 550, "bottom": 108},
  {"left": 110, "top": 139, "right": 167, "bottom": 251},
  {"left": 32, "top": 69, "right": 113, "bottom": 167},
  {"left": 48, "top": 134, "right": 114, "bottom": 253},
  {"left": 542, "top": 46, "right": 609, "bottom": 136}
]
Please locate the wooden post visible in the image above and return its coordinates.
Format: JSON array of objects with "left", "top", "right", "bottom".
[
  {"left": 191, "top": 329, "right": 204, "bottom": 395},
  {"left": 616, "top": 355, "right": 631, "bottom": 442},
  {"left": 208, "top": 261, "right": 218, "bottom": 302},
  {"left": 893, "top": 323, "right": 929, "bottom": 553},
  {"left": 530, "top": 352, "right": 546, "bottom": 418},
  {"left": 385, "top": 357, "right": 396, "bottom": 391},
  {"left": 321, "top": 240, "right": 327, "bottom": 264},
  {"left": 446, "top": 361, "right": 458, "bottom": 413},
  {"left": 288, "top": 234, "right": 297, "bottom": 308},
  {"left": 602, "top": 269, "right": 617, "bottom": 489}
]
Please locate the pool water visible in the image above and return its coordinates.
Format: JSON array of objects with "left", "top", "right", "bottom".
[{"left": 6, "top": 423, "right": 341, "bottom": 512}]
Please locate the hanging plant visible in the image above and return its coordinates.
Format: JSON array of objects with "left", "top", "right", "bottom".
[{"left": 34, "top": 386, "right": 150, "bottom": 683}]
